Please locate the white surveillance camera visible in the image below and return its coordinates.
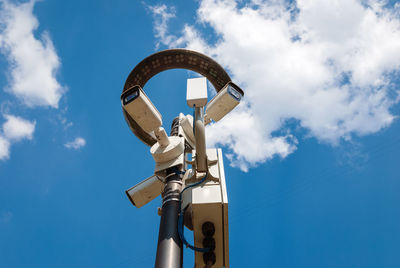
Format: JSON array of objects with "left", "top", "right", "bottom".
[
  {"left": 121, "top": 85, "right": 162, "bottom": 133},
  {"left": 125, "top": 175, "right": 164, "bottom": 208},
  {"left": 204, "top": 82, "right": 243, "bottom": 125}
]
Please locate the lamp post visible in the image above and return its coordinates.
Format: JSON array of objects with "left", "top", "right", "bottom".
[{"left": 121, "top": 49, "right": 244, "bottom": 268}]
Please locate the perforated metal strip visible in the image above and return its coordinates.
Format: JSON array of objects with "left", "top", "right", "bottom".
[{"left": 122, "top": 49, "right": 238, "bottom": 146}]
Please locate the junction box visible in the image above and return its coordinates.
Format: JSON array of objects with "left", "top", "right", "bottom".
[{"left": 182, "top": 148, "right": 229, "bottom": 268}]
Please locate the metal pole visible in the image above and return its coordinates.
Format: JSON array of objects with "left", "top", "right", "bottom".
[
  {"left": 155, "top": 118, "right": 183, "bottom": 268},
  {"left": 194, "top": 107, "right": 207, "bottom": 172}
]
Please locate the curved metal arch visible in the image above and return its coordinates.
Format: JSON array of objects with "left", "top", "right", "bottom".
[{"left": 122, "top": 48, "right": 242, "bottom": 146}]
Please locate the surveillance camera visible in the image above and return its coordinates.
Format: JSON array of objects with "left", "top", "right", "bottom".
[
  {"left": 204, "top": 82, "right": 243, "bottom": 125},
  {"left": 121, "top": 85, "right": 162, "bottom": 133},
  {"left": 125, "top": 175, "right": 164, "bottom": 208}
]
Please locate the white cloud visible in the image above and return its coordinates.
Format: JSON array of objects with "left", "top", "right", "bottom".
[
  {"left": 0, "top": 135, "right": 10, "bottom": 160},
  {"left": 206, "top": 106, "right": 298, "bottom": 171},
  {"left": 0, "top": 114, "right": 35, "bottom": 160},
  {"left": 0, "top": 1, "right": 85, "bottom": 161},
  {"left": 147, "top": 4, "right": 176, "bottom": 49},
  {"left": 2, "top": 114, "right": 35, "bottom": 141},
  {"left": 151, "top": 0, "right": 400, "bottom": 171},
  {"left": 64, "top": 137, "right": 86, "bottom": 150},
  {"left": 0, "top": 0, "right": 65, "bottom": 108}
]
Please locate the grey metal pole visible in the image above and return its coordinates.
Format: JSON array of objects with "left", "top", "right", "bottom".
[
  {"left": 194, "top": 107, "right": 207, "bottom": 173},
  {"left": 155, "top": 118, "right": 183, "bottom": 268}
]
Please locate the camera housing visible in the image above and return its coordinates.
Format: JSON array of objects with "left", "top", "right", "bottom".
[
  {"left": 126, "top": 175, "right": 164, "bottom": 208},
  {"left": 204, "top": 82, "right": 243, "bottom": 125},
  {"left": 121, "top": 85, "right": 162, "bottom": 133}
]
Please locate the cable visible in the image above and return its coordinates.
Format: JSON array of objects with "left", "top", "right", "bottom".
[
  {"left": 178, "top": 206, "right": 209, "bottom": 252},
  {"left": 171, "top": 166, "right": 186, "bottom": 175},
  {"left": 180, "top": 172, "right": 207, "bottom": 197},
  {"left": 177, "top": 173, "right": 210, "bottom": 253}
]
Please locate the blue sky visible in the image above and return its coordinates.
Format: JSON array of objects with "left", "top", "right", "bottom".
[{"left": 0, "top": 0, "right": 400, "bottom": 267}]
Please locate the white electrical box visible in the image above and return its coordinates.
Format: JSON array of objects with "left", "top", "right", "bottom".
[
  {"left": 187, "top": 77, "right": 208, "bottom": 108},
  {"left": 182, "top": 148, "right": 229, "bottom": 268}
]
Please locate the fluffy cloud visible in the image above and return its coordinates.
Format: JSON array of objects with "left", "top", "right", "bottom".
[
  {"left": 0, "top": 136, "right": 10, "bottom": 160},
  {"left": 0, "top": 114, "right": 35, "bottom": 160},
  {"left": 0, "top": 1, "right": 84, "bottom": 161},
  {"left": 2, "top": 114, "right": 35, "bottom": 141},
  {"left": 147, "top": 4, "right": 176, "bottom": 49},
  {"left": 150, "top": 0, "right": 400, "bottom": 171},
  {"left": 0, "top": 0, "right": 65, "bottom": 108},
  {"left": 64, "top": 137, "right": 86, "bottom": 150}
]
